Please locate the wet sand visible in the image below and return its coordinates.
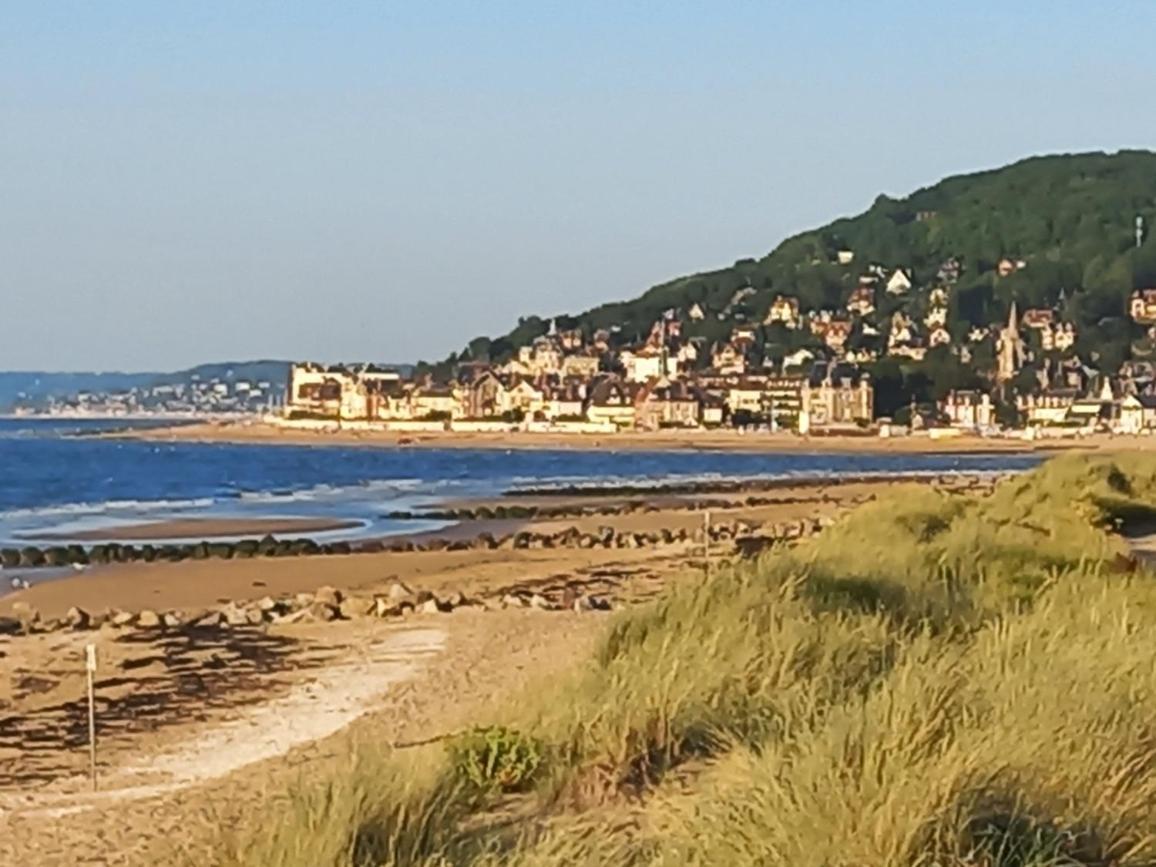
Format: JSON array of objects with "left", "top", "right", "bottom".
[
  {"left": 106, "top": 419, "right": 1085, "bottom": 454},
  {"left": 25, "top": 516, "right": 362, "bottom": 542}
]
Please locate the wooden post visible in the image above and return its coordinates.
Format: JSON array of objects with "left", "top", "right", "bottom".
[
  {"left": 85, "top": 643, "right": 98, "bottom": 791},
  {"left": 703, "top": 510, "right": 712, "bottom": 578}
]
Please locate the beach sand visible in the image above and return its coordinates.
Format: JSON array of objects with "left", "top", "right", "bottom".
[{"left": 105, "top": 419, "right": 1098, "bottom": 454}]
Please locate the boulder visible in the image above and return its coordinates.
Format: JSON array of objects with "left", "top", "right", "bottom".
[
  {"left": 501, "top": 593, "right": 528, "bottom": 609},
  {"left": 221, "top": 603, "right": 250, "bottom": 627},
  {"left": 416, "top": 597, "right": 442, "bottom": 615},
  {"left": 188, "top": 609, "right": 223, "bottom": 629},
  {"left": 441, "top": 590, "right": 465, "bottom": 609},
  {"left": 386, "top": 581, "right": 415, "bottom": 602},
  {"left": 244, "top": 607, "right": 266, "bottom": 626},
  {"left": 339, "top": 596, "right": 372, "bottom": 619},
  {"left": 12, "top": 601, "right": 39, "bottom": 631},
  {"left": 313, "top": 586, "right": 343, "bottom": 607},
  {"left": 256, "top": 595, "right": 279, "bottom": 612},
  {"left": 528, "top": 593, "right": 553, "bottom": 611},
  {"left": 65, "top": 606, "right": 91, "bottom": 630},
  {"left": 0, "top": 616, "right": 21, "bottom": 636},
  {"left": 293, "top": 592, "right": 315, "bottom": 609},
  {"left": 162, "top": 611, "right": 184, "bottom": 628},
  {"left": 111, "top": 610, "right": 135, "bottom": 628},
  {"left": 307, "top": 600, "right": 340, "bottom": 622},
  {"left": 136, "top": 609, "right": 162, "bottom": 629}
]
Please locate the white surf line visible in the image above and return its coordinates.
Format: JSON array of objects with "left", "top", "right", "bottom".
[{"left": 2, "top": 626, "right": 446, "bottom": 818}]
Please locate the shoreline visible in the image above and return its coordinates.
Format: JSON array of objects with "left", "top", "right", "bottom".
[
  {"left": 20, "top": 516, "right": 362, "bottom": 542},
  {"left": 98, "top": 419, "right": 1097, "bottom": 455}
]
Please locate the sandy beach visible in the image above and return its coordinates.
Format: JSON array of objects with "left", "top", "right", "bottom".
[{"left": 102, "top": 419, "right": 1103, "bottom": 454}]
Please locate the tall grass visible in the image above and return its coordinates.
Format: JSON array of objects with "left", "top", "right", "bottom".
[{"left": 210, "top": 452, "right": 1156, "bottom": 867}]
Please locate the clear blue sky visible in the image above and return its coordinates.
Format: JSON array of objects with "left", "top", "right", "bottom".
[{"left": 2, "top": 1, "right": 1154, "bottom": 371}]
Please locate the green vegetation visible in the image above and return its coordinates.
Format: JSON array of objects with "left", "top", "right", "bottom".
[
  {"left": 450, "top": 726, "right": 544, "bottom": 795},
  {"left": 215, "top": 453, "right": 1156, "bottom": 866},
  {"left": 435, "top": 150, "right": 1156, "bottom": 415}
]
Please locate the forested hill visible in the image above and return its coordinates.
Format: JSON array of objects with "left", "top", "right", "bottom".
[{"left": 449, "top": 150, "right": 1156, "bottom": 371}]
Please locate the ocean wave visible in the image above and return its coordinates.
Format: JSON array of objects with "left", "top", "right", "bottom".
[{"left": 0, "top": 497, "right": 217, "bottom": 520}]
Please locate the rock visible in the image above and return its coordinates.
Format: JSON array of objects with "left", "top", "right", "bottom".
[
  {"left": 111, "top": 610, "right": 135, "bottom": 627},
  {"left": 339, "top": 597, "right": 372, "bottom": 619},
  {"left": 12, "top": 601, "right": 39, "bottom": 631},
  {"left": 162, "top": 611, "right": 184, "bottom": 628},
  {"left": 501, "top": 593, "right": 528, "bottom": 609},
  {"left": 571, "top": 594, "right": 594, "bottom": 612},
  {"left": 221, "top": 603, "right": 250, "bottom": 627},
  {"left": 294, "top": 592, "right": 315, "bottom": 609},
  {"left": 442, "top": 591, "right": 465, "bottom": 609},
  {"left": 136, "top": 609, "right": 162, "bottom": 629},
  {"left": 308, "top": 600, "right": 340, "bottom": 622},
  {"left": 314, "top": 585, "right": 343, "bottom": 606},
  {"left": 416, "top": 597, "right": 442, "bottom": 614},
  {"left": 0, "top": 616, "right": 21, "bottom": 635},
  {"left": 274, "top": 607, "right": 311, "bottom": 625},
  {"left": 188, "top": 609, "right": 223, "bottom": 629},
  {"left": 256, "top": 595, "right": 278, "bottom": 612},
  {"left": 528, "top": 593, "right": 553, "bottom": 611},
  {"left": 386, "top": 581, "right": 415, "bottom": 602},
  {"left": 65, "top": 606, "right": 91, "bottom": 630},
  {"left": 245, "top": 607, "right": 266, "bottom": 626}
]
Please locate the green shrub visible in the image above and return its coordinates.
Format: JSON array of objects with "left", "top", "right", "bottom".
[{"left": 451, "top": 726, "right": 543, "bottom": 794}]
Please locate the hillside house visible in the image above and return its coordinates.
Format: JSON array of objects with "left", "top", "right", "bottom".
[
  {"left": 1021, "top": 308, "right": 1056, "bottom": 330},
  {"left": 464, "top": 371, "right": 506, "bottom": 418},
  {"left": 409, "top": 385, "right": 459, "bottom": 420},
  {"left": 557, "top": 328, "right": 584, "bottom": 351},
  {"left": 801, "top": 363, "right": 874, "bottom": 428},
  {"left": 782, "top": 347, "right": 815, "bottom": 371},
  {"left": 540, "top": 382, "right": 586, "bottom": 420},
  {"left": 836, "top": 249, "right": 855, "bottom": 265},
  {"left": 520, "top": 338, "right": 564, "bottom": 375},
  {"left": 888, "top": 312, "right": 915, "bottom": 347},
  {"left": 997, "top": 258, "right": 1027, "bottom": 277},
  {"left": 1119, "top": 394, "right": 1156, "bottom": 434},
  {"left": 936, "top": 258, "right": 962, "bottom": 285},
  {"left": 886, "top": 268, "right": 913, "bottom": 295},
  {"left": 925, "top": 305, "right": 948, "bottom": 329},
  {"left": 687, "top": 303, "right": 706, "bottom": 321},
  {"left": 929, "top": 326, "right": 952, "bottom": 348},
  {"left": 621, "top": 348, "right": 675, "bottom": 383},
  {"left": 635, "top": 382, "right": 701, "bottom": 430},
  {"left": 1041, "top": 322, "right": 1077, "bottom": 352},
  {"left": 846, "top": 286, "right": 876, "bottom": 316},
  {"left": 939, "top": 390, "right": 994, "bottom": 429},
  {"left": 1130, "top": 290, "right": 1156, "bottom": 324},
  {"left": 824, "top": 320, "right": 852, "bottom": 350},
  {"left": 765, "top": 295, "right": 801, "bottom": 328},
  {"left": 711, "top": 342, "right": 747, "bottom": 376},
  {"left": 586, "top": 379, "right": 640, "bottom": 428},
  {"left": 561, "top": 353, "right": 601, "bottom": 379}
]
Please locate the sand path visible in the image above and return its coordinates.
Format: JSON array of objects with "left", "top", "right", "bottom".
[{"left": 0, "top": 625, "right": 445, "bottom": 820}]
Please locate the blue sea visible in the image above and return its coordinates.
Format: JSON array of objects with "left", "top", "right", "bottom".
[{"left": 0, "top": 418, "right": 1043, "bottom": 547}]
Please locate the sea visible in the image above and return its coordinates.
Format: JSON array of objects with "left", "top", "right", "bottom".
[{"left": 0, "top": 418, "right": 1044, "bottom": 549}]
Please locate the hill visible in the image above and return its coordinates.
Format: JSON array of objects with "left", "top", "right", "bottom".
[{"left": 445, "top": 150, "right": 1156, "bottom": 414}]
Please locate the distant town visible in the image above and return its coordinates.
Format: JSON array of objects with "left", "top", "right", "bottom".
[
  {"left": 14, "top": 256, "right": 1156, "bottom": 439},
  {"left": 276, "top": 261, "right": 1156, "bottom": 440}
]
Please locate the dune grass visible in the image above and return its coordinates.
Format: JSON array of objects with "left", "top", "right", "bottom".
[{"left": 212, "top": 452, "right": 1156, "bottom": 867}]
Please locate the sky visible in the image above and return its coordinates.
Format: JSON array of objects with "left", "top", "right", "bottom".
[{"left": 1, "top": 1, "right": 1155, "bottom": 371}]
